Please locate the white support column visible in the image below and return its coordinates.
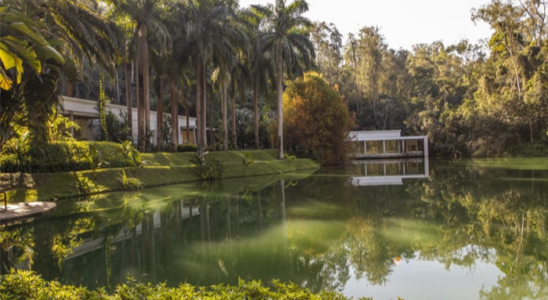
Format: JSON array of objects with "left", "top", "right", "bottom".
[
  {"left": 363, "top": 141, "right": 367, "bottom": 154},
  {"left": 423, "top": 137, "right": 429, "bottom": 157},
  {"left": 382, "top": 140, "right": 386, "bottom": 154}
]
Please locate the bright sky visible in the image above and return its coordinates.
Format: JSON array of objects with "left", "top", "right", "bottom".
[{"left": 238, "top": 0, "right": 495, "bottom": 50}]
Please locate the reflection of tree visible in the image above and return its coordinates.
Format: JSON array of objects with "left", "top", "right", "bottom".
[
  {"left": 403, "top": 161, "right": 548, "bottom": 300},
  {"left": 2, "top": 161, "right": 548, "bottom": 299}
]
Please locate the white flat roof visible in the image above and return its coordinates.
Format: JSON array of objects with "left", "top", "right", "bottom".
[{"left": 349, "top": 130, "right": 427, "bottom": 141}]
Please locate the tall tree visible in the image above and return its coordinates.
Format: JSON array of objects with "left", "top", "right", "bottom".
[
  {"left": 253, "top": 0, "right": 315, "bottom": 159},
  {"left": 0, "top": 6, "right": 65, "bottom": 148},
  {"left": 111, "top": 0, "right": 169, "bottom": 151},
  {"left": 186, "top": 0, "right": 248, "bottom": 155},
  {"left": 3, "top": 0, "right": 119, "bottom": 144},
  {"left": 242, "top": 6, "right": 275, "bottom": 149}
]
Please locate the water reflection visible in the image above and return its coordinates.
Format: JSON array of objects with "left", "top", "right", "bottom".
[
  {"left": 351, "top": 158, "right": 429, "bottom": 185},
  {"left": 1, "top": 160, "right": 548, "bottom": 300}
]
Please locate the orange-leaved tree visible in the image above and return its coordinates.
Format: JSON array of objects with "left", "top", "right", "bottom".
[{"left": 283, "top": 72, "right": 353, "bottom": 164}]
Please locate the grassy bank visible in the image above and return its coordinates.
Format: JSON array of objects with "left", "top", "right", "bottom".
[{"left": 2, "top": 150, "right": 319, "bottom": 203}]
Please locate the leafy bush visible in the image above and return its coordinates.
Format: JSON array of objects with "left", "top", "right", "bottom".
[
  {"left": 121, "top": 140, "right": 146, "bottom": 175},
  {"left": 0, "top": 141, "right": 132, "bottom": 173},
  {"left": 74, "top": 174, "right": 95, "bottom": 196},
  {"left": 190, "top": 153, "right": 225, "bottom": 181},
  {"left": 177, "top": 143, "right": 198, "bottom": 152},
  {"left": 0, "top": 270, "right": 388, "bottom": 300},
  {"left": 283, "top": 72, "right": 354, "bottom": 165},
  {"left": 118, "top": 170, "right": 144, "bottom": 191},
  {"left": 239, "top": 152, "right": 256, "bottom": 170}
]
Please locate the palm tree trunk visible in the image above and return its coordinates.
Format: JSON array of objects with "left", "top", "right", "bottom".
[
  {"left": 170, "top": 69, "right": 178, "bottom": 148},
  {"left": 195, "top": 61, "right": 203, "bottom": 155},
  {"left": 125, "top": 62, "right": 133, "bottom": 141},
  {"left": 136, "top": 60, "right": 144, "bottom": 151},
  {"left": 222, "top": 80, "right": 228, "bottom": 151},
  {"left": 157, "top": 76, "right": 164, "bottom": 150},
  {"left": 139, "top": 24, "right": 151, "bottom": 152},
  {"left": 231, "top": 91, "right": 236, "bottom": 149},
  {"left": 209, "top": 92, "right": 213, "bottom": 147},
  {"left": 253, "top": 79, "right": 259, "bottom": 149},
  {"left": 185, "top": 102, "right": 190, "bottom": 144},
  {"left": 277, "top": 58, "right": 284, "bottom": 160},
  {"left": 202, "top": 64, "right": 208, "bottom": 149}
]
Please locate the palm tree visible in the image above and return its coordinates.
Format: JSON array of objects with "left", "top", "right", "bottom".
[
  {"left": 149, "top": 12, "right": 173, "bottom": 150},
  {"left": 165, "top": 2, "right": 193, "bottom": 148},
  {"left": 242, "top": 6, "right": 275, "bottom": 149},
  {"left": 0, "top": 6, "right": 65, "bottom": 148},
  {"left": 3, "top": 0, "right": 119, "bottom": 144},
  {"left": 229, "top": 61, "right": 249, "bottom": 149},
  {"left": 111, "top": 0, "right": 169, "bottom": 152},
  {"left": 185, "top": 0, "right": 248, "bottom": 155},
  {"left": 253, "top": 0, "right": 315, "bottom": 159}
]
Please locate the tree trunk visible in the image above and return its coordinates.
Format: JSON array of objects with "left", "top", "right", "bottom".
[
  {"left": 185, "top": 102, "right": 190, "bottom": 144},
  {"left": 170, "top": 69, "right": 178, "bottom": 148},
  {"left": 157, "top": 76, "right": 164, "bottom": 150},
  {"left": 277, "top": 58, "right": 284, "bottom": 160},
  {"left": 231, "top": 91, "right": 236, "bottom": 149},
  {"left": 209, "top": 89, "right": 213, "bottom": 147},
  {"left": 195, "top": 61, "right": 203, "bottom": 155},
  {"left": 202, "top": 64, "right": 208, "bottom": 149},
  {"left": 136, "top": 59, "right": 144, "bottom": 151},
  {"left": 139, "top": 24, "right": 151, "bottom": 152},
  {"left": 222, "top": 80, "right": 228, "bottom": 151},
  {"left": 253, "top": 79, "right": 259, "bottom": 149},
  {"left": 125, "top": 62, "right": 133, "bottom": 142}
]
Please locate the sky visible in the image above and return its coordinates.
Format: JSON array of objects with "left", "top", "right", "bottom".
[{"left": 238, "top": 0, "right": 495, "bottom": 50}]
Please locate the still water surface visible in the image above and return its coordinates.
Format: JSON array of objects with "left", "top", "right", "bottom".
[{"left": 2, "top": 158, "right": 548, "bottom": 300}]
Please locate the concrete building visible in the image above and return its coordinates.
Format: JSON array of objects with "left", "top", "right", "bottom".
[{"left": 60, "top": 96, "right": 197, "bottom": 145}]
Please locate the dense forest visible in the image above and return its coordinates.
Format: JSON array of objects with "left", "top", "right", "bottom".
[{"left": 2, "top": 0, "right": 548, "bottom": 158}]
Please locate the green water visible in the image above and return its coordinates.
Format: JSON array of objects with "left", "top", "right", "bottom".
[{"left": 2, "top": 159, "right": 548, "bottom": 300}]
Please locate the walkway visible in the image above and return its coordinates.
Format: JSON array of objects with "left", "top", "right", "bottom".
[{"left": 0, "top": 202, "right": 56, "bottom": 224}]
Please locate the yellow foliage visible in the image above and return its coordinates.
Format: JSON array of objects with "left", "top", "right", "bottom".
[{"left": 283, "top": 72, "right": 353, "bottom": 164}]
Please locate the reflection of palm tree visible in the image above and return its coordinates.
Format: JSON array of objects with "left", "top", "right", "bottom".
[{"left": 257, "top": 192, "right": 263, "bottom": 233}]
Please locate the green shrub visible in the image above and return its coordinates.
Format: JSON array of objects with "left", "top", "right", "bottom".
[
  {"left": 0, "top": 141, "right": 132, "bottom": 173},
  {"left": 74, "top": 174, "right": 95, "bottom": 196},
  {"left": 0, "top": 270, "right": 381, "bottom": 300},
  {"left": 239, "top": 151, "right": 256, "bottom": 170},
  {"left": 177, "top": 143, "right": 198, "bottom": 152},
  {"left": 118, "top": 170, "right": 144, "bottom": 190},
  {"left": 190, "top": 153, "right": 225, "bottom": 181},
  {"left": 121, "top": 140, "right": 146, "bottom": 175}
]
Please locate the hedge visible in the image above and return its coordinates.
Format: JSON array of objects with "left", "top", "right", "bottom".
[
  {"left": 0, "top": 270, "right": 382, "bottom": 300},
  {"left": 177, "top": 143, "right": 198, "bottom": 152},
  {"left": 0, "top": 141, "right": 131, "bottom": 173}
]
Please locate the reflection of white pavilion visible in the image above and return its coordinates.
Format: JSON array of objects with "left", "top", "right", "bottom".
[
  {"left": 349, "top": 130, "right": 428, "bottom": 159},
  {"left": 352, "top": 158, "right": 429, "bottom": 186}
]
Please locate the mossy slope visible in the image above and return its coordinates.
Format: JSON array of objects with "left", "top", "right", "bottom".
[{"left": 3, "top": 151, "right": 319, "bottom": 202}]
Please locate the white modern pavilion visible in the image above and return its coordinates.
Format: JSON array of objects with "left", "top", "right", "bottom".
[{"left": 348, "top": 130, "right": 428, "bottom": 159}]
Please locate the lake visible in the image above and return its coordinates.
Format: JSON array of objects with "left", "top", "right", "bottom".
[{"left": 1, "top": 158, "right": 548, "bottom": 300}]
